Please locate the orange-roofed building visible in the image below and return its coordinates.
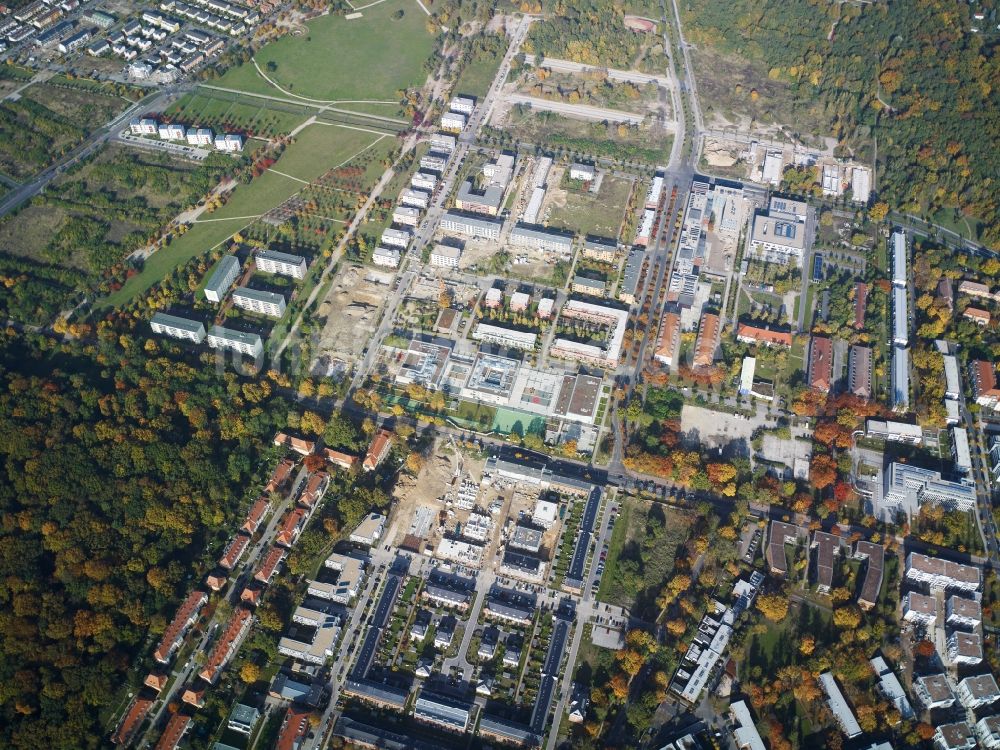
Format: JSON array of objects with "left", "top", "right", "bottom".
[
  {"left": 736, "top": 323, "right": 793, "bottom": 348},
  {"left": 153, "top": 713, "right": 191, "bottom": 750},
  {"left": 205, "top": 572, "right": 227, "bottom": 592},
  {"left": 144, "top": 672, "right": 169, "bottom": 692},
  {"left": 265, "top": 458, "right": 296, "bottom": 494},
  {"left": 241, "top": 584, "right": 263, "bottom": 607},
  {"left": 181, "top": 687, "right": 206, "bottom": 708},
  {"left": 242, "top": 497, "right": 270, "bottom": 535},
  {"left": 273, "top": 431, "right": 316, "bottom": 456},
  {"left": 971, "top": 360, "right": 1000, "bottom": 409},
  {"left": 219, "top": 533, "right": 251, "bottom": 571},
  {"left": 363, "top": 430, "right": 393, "bottom": 472},
  {"left": 654, "top": 310, "right": 680, "bottom": 367},
  {"left": 275, "top": 707, "right": 310, "bottom": 750},
  {"left": 153, "top": 590, "right": 208, "bottom": 664},
  {"left": 199, "top": 607, "right": 253, "bottom": 684},
  {"left": 693, "top": 312, "right": 720, "bottom": 369},
  {"left": 297, "top": 472, "right": 328, "bottom": 509},
  {"left": 808, "top": 336, "right": 834, "bottom": 393},
  {"left": 112, "top": 697, "right": 154, "bottom": 745},
  {"left": 254, "top": 546, "right": 287, "bottom": 584},
  {"left": 276, "top": 508, "right": 306, "bottom": 548},
  {"left": 324, "top": 449, "right": 357, "bottom": 470},
  {"left": 963, "top": 307, "right": 991, "bottom": 326}
]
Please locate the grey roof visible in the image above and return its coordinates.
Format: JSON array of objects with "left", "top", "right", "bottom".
[
  {"left": 256, "top": 249, "right": 306, "bottom": 266},
  {"left": 511, "top": 223, "right": 574, "bottom": 248},
  {"left": 151, "top": 312, "right": 205, "bottom": 334},
  {"left": 620, "top": 249, "right": 644, "bottom": 295},
  {"left": 344, "top": 678, "right": 409, "bottom": 708},
  {"left": 208, "top": 325, "right": 262, "bottom": 347},
  {"left": 205, "top": 255, "right": 240, "bottom": 295},
  {"left": 233, "top": 287, "right": 285, "bottom": 305},
  {"left": 229, "top": 703, "right": 259, "bottom": 725},
  {"left": 584, "top": 235, "right": 617, "bottom": 251},
  {"left": 479, "top": 715, "right": 539, "bottom": 745},
  {"left": 441, "top": 210, "right": 503, "bottom": 232},
  {"left": 456, "top": 179, "right": 503, "bottom": 210},
  {"left": 573, "top": 275, "right": 606, "bottom": 290}
]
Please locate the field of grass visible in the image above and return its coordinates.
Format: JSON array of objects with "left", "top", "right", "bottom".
[
  {"left": 217, "top": 0, "right": 435, "bottom": 104},
  {"left": 100, "top": 124, "right": 386, "bottom": 308},
  {"left": 164, "top": 90, "right": 310, "bottom": 138},
  {"left": 454, "top": 45, "right": 506, "bottom": 99},
  {"left": 547, "top": 173, "right": 633, "bottom": 239}
]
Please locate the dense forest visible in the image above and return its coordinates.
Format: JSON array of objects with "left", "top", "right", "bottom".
[
  {"left": 0, "top": 327, "right": 290, "bottom": 748},
  {"left": 682, "top": 0, "right": 1000, "bottom": 249}
]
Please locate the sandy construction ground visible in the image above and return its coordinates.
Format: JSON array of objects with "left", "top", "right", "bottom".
[{"left": 313, "top": 265, "right": 392, "bottom": 363}]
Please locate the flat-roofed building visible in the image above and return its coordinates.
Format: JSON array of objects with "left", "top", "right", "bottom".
[
  {"left": 232, "top": 287, "right": 286, "bottom": 317},
  {"left": 935, "top": 722, "right": 976, "bottom": 750},
  {"left": 255, "top": 249, "right": 306, "bottom": 279},
  {"left": 944, "top": 354, "right": 961, "bottom": 399},
  {"left": 510, "top": 523, "right": 544, "bottom": 553},
  {"left": 891, "top": 230, "right": 907, "bottom": 287},
  {"left": 953, "top": 427, "right": 972, "bottom": 476},
  {"left": 893, "top": 285, "right": 909, "bottom": 346},
  {"left": 730, "top": 700, "right": 766, "bottom": 750},
  {"left": 808, "top": 336, "right": 833, "bottom": 392},
  {"left": 976, "top": 716, "right": 1000, "bottom": 750},
  {"left": 440, "top": 111, "right": 467, "bottom": 132},
  {"left": 618, "top": 248, "right": 644, "bottom": 305},
  {"left": 308, "top": 551, "right": 366, "bottom": 604},
  {"left": 819, "top": 672, "right": 862, "bottom": 738},
  {"left": 205, "top": 255, "right": 240, "bottom": 303},
  {"left": 440, "top": 210, "right": 502, "bottom": 239},
  {"left": 902, "top": 591, "right": 937, "bottom": 625},
  {"left": 435, "top": 537, "right": 485, "bottom": 567},
  {"left": 883, "top": 463, "right": 977, "bottom": 519},
  {"left": 571, "top": 275, "right": 606, "bottom": 297},
  {"left": 400, "top": 188, "right": 430, "bottom": 209},
  {"left": 450, "top": 95, "right": 475, "bottom": 114},
  {"left": 150, "top": 312, "right": 206, "bottom": 343},
  {"left": 582, "top": 236, "right": 617, "bottom": 263},
  {"left": 372, "top": 246, "right": 401, "bottom": 268},
  {"left": 870, "top": 656, "right": 914, "bottom": 721},
  {"left": 350, "top": 512, "right": 386, "bottom": 546},
  {"left": 510, "top": 223, "right": 575, "bottom": 255},
  {"left": 956, "top": 674, "right": 1000, "bottom": 709},
  {"left": 278, "top": 605, "right": 341, "bottom": 665},
  {"left": 569, "top": 162, "right": 596, "bottom": 181},
  {"left": 429, "top": 133, "right": 457, "bottom": 152},
  {"left": 866, "top": 419, "right": 922, "bottom": 444},
  {"left": 228, "top": 704, "right": 260, "bottom": 735},
  {"left": 849, "top": 345, "right": 873, "bottom": 399},
  {"left": 392, "top": 205, "right": 421, "bottom": 226},
  {"left": 473, "top": 323, "right": 537, "bottom": 351},
  {"left": 207, "top": 326, "right": 263, "bottom": 357},
  {"left": 455, "top": 179, "right": 503, "bottom": 215},
  {"left": 380, "top": 227, "right": 411, "bottom": 249},
  {"left": 947, "top": 595, "right": 982, "bottom": 629},
  {"left": 892, "top": 345, "right": 910, "bottom": 411},
  {"left": 947, "top": 631, "right": 983, "bottom": 665},
  {"left": 749, "top": 197, "right": 811, "bottom": 265},
  {"left": 915, "top": 673, "right": 955, "bottom": 709}
]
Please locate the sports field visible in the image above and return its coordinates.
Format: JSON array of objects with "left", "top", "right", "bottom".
[
  {"left": 217, "top": 1, "right": 436, "bottom": 104},
  {"left": 101, "top": 123, "right": 392, "bottom": 308}
]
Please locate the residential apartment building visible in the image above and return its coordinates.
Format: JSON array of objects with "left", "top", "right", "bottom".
[
  {"left": 363, "top": 429, "right": 393, "bottom": 472},
  {"left": 935, "top": 722, "right": 976, "bottom": 750},
  {"left": 473, "top": 323, "right": 537, "bottom": 351},
  {"left": 971, "top": 360, "right": 1000, "bottom": 408},
  {"left": 509, "top": 223, "right": 575, "bottom": 255},
  {"left": 569, "top": 162, "right": 596, "bottom": 181},
  {"left": 372, "top": 246, "right": 401, "bottom": 268},
  {"left": 440, "top": 111, "right": 467, "bottom": 132},
  {"left": 255, "top": 249, "right": 306, "bottom": 279},
  {"left": 582, "top": 236, "right": 617, "bottom": 263},
  {"left": 905, "top": 552, "right": 980, "bottom": 592},
  {"left": 392, "top": 205, "right": 422, "bottom": 226},
  {"left": 399, "top": 188, "right": 430, "bottom": 209},
  {"left": 693, "top": 312, "right": 720, "bottom": 369},
  {"left": 915, "top": 674, "right": 956, "bottom": 710},
  {"left": 977, "top": 716, "right": 1000, "bottom": 750},
  {"left": 736, "top": 324, "right": 792, "bottom": 348},
  {"left": 232, "top": 287, "right": 286, "bottom": 318},
  {"left": 380, "top": 227, "right": 411, "bottom": 249},
  {"left": 207, "top": 326, "right": 263, "bottom": 357},
  {"left": 957, "top": 674, "right": 1000, "bottom": 709},
  {"left": 654, "top": 309, "right": 681, "bottom": 367},
  {"left": 948, "top": 631, "right": 984, "bottom": 665},
  {"left": 203, "top": 255, "right": 240, "bottom": 303},
  {"left": 430, "top": 244, "right": 461, "bottom": 268},
  {"left": 455, "top": 179, "right": 503, "bottom": 215},
  {"left": 902, "top": 591, "right": 937, "bottom": 626},
  {"left": 439, "top": 211, "right": 502, "bottom": 240},
  {"left": 848, "top": 345, "right": 873, "bottom": 399},
  {"left": 150, "top": 312, "right": 206, "bottom": 343},
  {"left": 153, "top": 590, "right": 208, "bottom": 663}
]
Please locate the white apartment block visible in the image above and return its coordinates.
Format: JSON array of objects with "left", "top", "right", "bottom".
[
  {"left": 472, "top": 323, "right": 537, "bottom": 351},
  {"left": 372, "top": 246, "right": 401, "bottom": 268},
  {"left": 392, "top": 206, "right": 421, "bottom": 227},
  {"left": 977, "top": 716, "right": 1000, "bottom": 750},
  {"left": 440, "top": 211, "right": 502, "bottom": 239},
  {"left": 158, "top": 123, "right": 186, "bottom": 140},
  {"left": 569, "top": 162, "right": 596, "bottom": 181},
  {"left": 150, "top": 312, "right": 206, "bottom": 343},
  {"left": 411, "top": 172, "right": 437, "bottom": 192},
  {"left": 399, "top": 188, "right": 430, "bottom": 209},
  {"left": 915, "top": 674, "right": 956, "bottom": 710},
  {"left": 957, "top": 674, "right": 1000, "bottom": 709},
  {"left": 430, "top": 133, "right": 457, "bottom": 152},
  {"left": 449, "top": 96, "right": 475, "bottom": 114},
  {"left": 902, "top": 591, "right": 937, "bottom": 626},
  {"left": 946, "top": 594, "right": 982, "bottom": 630},
  {"left": 232, "top": 287, "right": 286, "bottom": 318},
  {"left": 206, "top": 326, "right": 263, "bottom": 357},
  {"left": 130, "top": 117, "right": 158, "bottom": 135},
  {"left": 906, "top": 552, "right": 981, "bottom": 592},
  {"left": 947, "top": 631, "right": 983, "bottom": 665},
  {"left": 214, "top": 133, "right": 244, "bottom": 152},
  {"left": 203, "top": 255, "right": 241, "bottom": 303},
  {"left": 186, "top": 127, "right": 214, "bottom": 146},
  {"left": 440, "top": 111, "right": 467, "bottom": 132},
  {"left": 430, "top": 244, "right": 461, "bottom": 268},
  {"left": 255, "top": 250, "right": 307, "bottom": 279},
  {"left": 381, "top": 228, "right": 411, "bottom": 249},
  {"left": 420, "top": 154, "right": 448, "bottom": 173}
]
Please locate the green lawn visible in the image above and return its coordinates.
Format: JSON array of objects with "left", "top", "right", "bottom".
[
  {"left": 217, "top": 1, "right": 436, "bottom": 103},
  {"left": 99, "top": 124, "right": 384, "bottom": 309},
  {"left": 547, "top": 174, "right": 633, "bottom": 239},
  {"left": 454, "top": 45, "right": 507, "bottom": 99}
]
